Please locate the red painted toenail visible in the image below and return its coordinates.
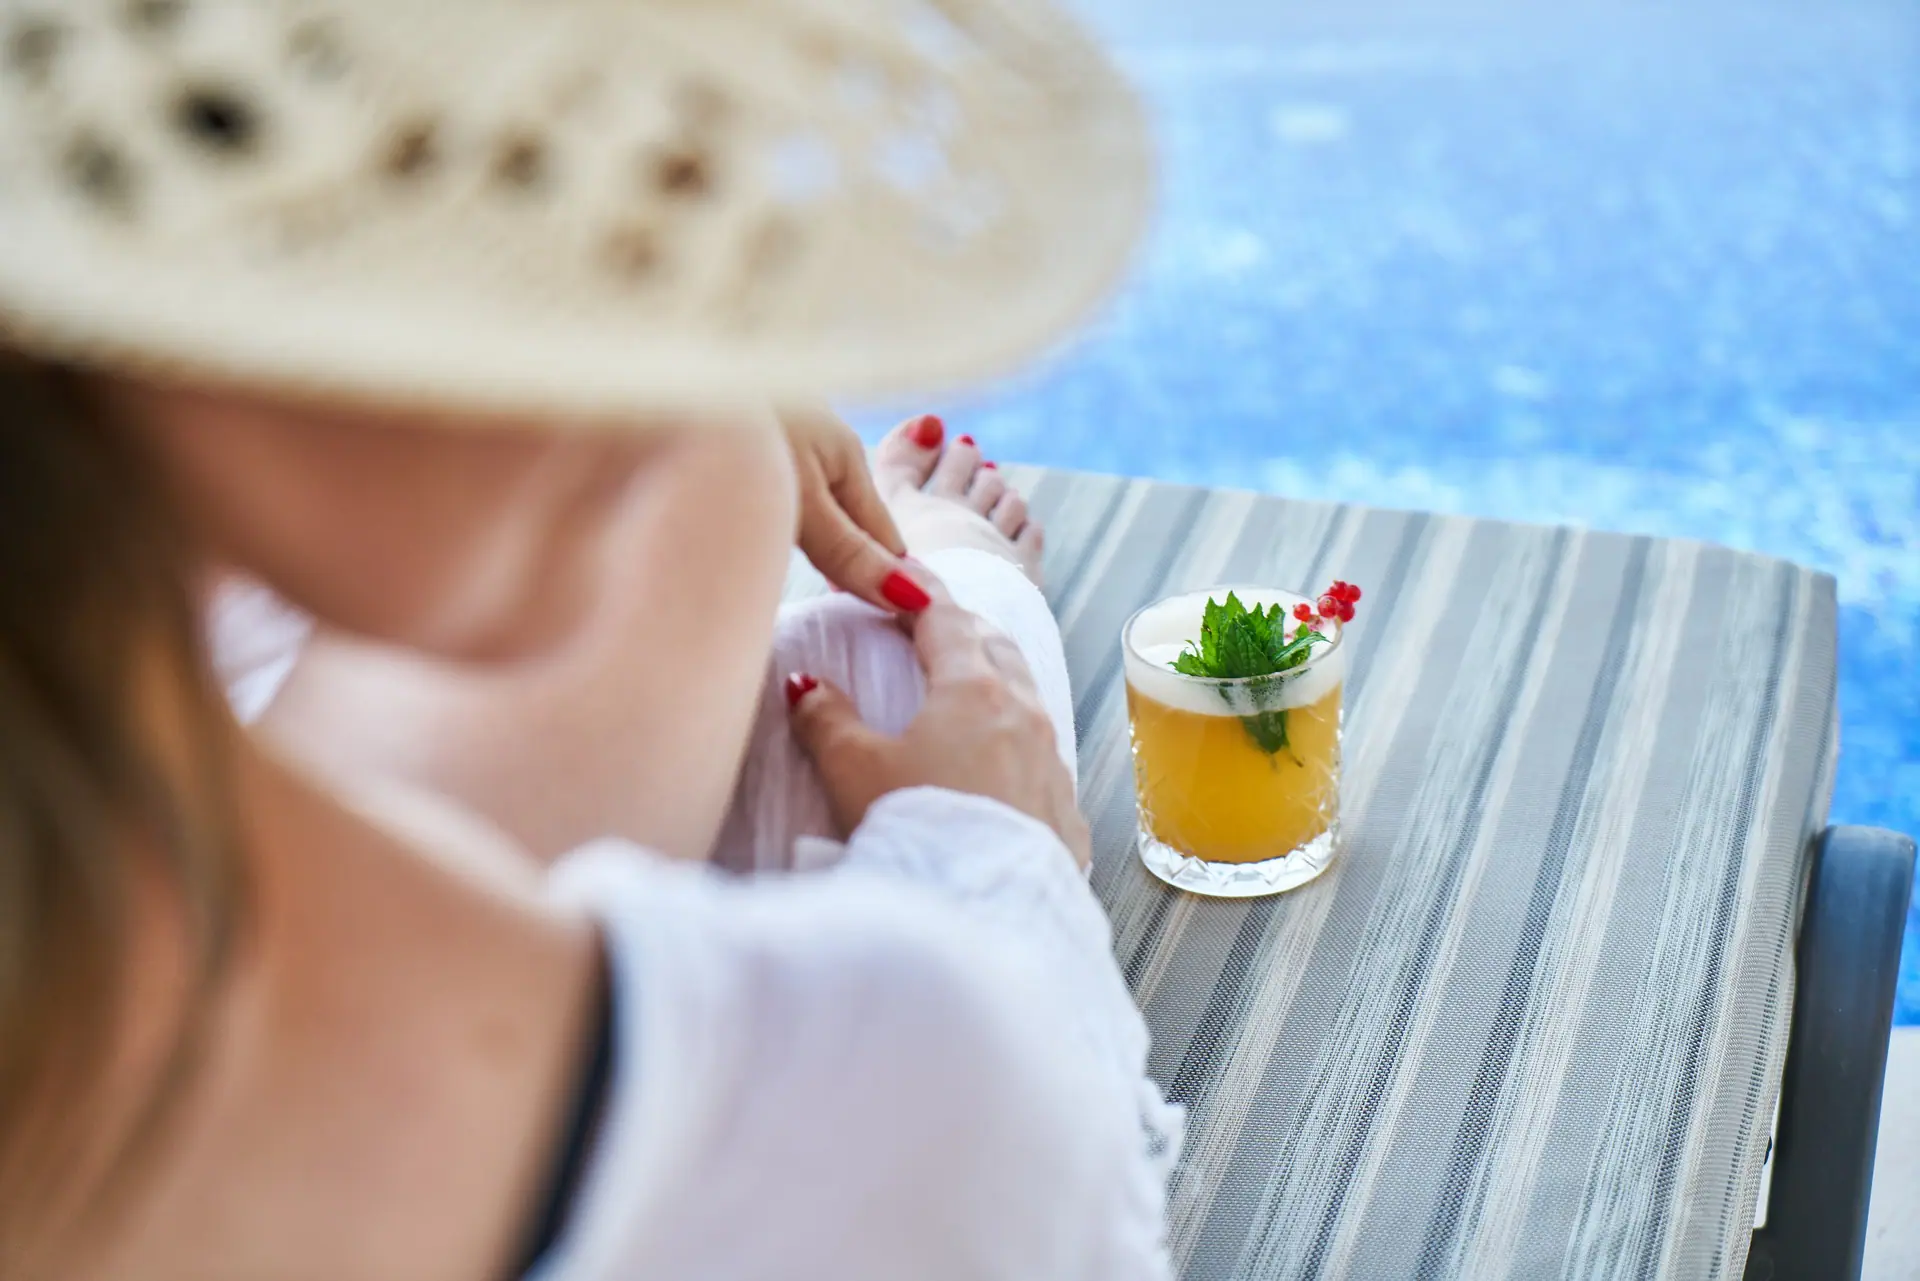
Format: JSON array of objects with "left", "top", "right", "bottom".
[
  {"left": 881, "top": 570, "right": 933, "bottom": 613},
  {"left": 956, "top": 434, "right": 976, "bottom": 447},
  {"left": 982, "top": 460, "right": 999, "bottom": 470},
  {"left": 784, "top": 673, "right": 819, "bottom": 708},
  {"left": 910, "top": 415, "right": 944, "bottom": 449}
]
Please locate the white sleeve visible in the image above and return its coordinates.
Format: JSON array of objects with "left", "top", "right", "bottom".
[
  {"left": 837, "top": 788, "right": 1183, "bottom": 1165},
  {"left": 543, "top": 793, "right": 1179, "bottom": 1281}
]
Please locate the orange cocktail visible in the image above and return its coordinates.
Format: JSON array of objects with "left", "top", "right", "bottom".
[{"left": 1124, "top": 587, "right": 1347, "bottom": 897}]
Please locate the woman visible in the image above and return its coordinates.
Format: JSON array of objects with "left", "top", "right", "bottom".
[
  {"left": 217, "top": 404, "right": 1064, "bottom": 873},
  {"left": 0, "top": 1, "right": 1173, "bottom": 1278}
]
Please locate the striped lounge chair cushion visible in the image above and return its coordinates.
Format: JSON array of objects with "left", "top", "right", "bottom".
[{"left": 1015, "top": 468, "right": 1836, "bottom": 1281}]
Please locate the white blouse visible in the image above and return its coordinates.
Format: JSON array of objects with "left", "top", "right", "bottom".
[
  {"left": 539, "top": 787, "right": 1182, "bottom": 1281},
  {"left": 211, "top": 555, "right": 1181, "bottom": 1277}
]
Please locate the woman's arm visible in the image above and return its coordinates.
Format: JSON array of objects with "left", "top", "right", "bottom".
[
  {"left": 538, "top": 565, "right": 1174, "bottom": 1279},
  {"left": 544, "top": 817, "right": 1176, "bottom": 1281}
]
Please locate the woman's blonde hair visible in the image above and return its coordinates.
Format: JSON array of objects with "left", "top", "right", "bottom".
[{"left": 0, "top": 355, "right": 240, "bottom": 1257}]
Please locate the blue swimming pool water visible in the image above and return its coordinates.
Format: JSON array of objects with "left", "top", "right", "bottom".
[{"left": 855, "top": 0, "right": 1920, "bottom": 1021}]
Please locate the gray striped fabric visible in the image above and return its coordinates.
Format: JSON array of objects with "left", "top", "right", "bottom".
[{"left": 1006, "top": 467, "right": 1837, "bottom": 1281}]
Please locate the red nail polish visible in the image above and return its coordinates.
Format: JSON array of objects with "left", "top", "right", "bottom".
[
  {"left": 910, "top": 415, "right": 944, "bottom": 449},
  {"left": 784, "top": 673, "right": 819, "bottom": 708},
  {"left": 881, "top": 570, "right": 932, "bottom": 613},
  {"left": 956, "top": 434, "right": 976, "bottom": 447},
  {"left": 981, "top": 460, "right": 999, "bottom": 470}
]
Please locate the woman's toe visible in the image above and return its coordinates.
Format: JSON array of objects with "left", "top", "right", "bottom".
[
  {"left": 966, "top": 467, "right": 1008, "bottom": 516},
  {"left": 1015, "top": 520, "right": 1046, "bottom": 584},
  {"left": 989, "top": 491, "right": 1028, "bottom": 538},
  {"left": 926, "top": 432, "right": 980, "bottom": 498},
  {"left": 873, "top": 414, "right": 945, "bottom": 496}
]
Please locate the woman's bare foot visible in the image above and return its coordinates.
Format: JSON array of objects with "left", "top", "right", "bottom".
[{"left": 873, "top": 415, "right": 1046, "bottom": 587}]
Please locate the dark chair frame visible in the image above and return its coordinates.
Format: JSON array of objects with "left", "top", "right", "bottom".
[{"left": 1744, "top": 826, "right": 1916, "bottom": 1281}]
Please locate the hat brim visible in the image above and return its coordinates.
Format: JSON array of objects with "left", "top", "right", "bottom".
[{"left": 0, "top": 0, "right": 1153, "bottom": 423}]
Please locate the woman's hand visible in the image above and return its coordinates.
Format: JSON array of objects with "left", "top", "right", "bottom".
[
  {"left": 781, "top": 407, "right": 929, "bottom": 615},
  {"left": 783, "top": 569, "right": 1091, "bottom": 868}
]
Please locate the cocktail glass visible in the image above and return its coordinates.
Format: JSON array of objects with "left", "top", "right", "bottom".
[{"left": 1123, "top": 587, "right": 1346, "bottom": 898}]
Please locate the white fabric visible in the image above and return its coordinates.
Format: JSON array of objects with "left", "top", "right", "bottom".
[
  {"left": 207, "top": 577, "right": 314, "bottom": 724},
  {"left": 542, "top": 791, "right": 1175, "bottom": 1281},
  {"left": 539, "top": 547, "right": 1177, "bottom": 1279},
  {"left": 213, "top": 548, "right": 1179, "bottom": 1277},
  {"left": 717, "top": 547, "right": 1077, "bottom": 874}
]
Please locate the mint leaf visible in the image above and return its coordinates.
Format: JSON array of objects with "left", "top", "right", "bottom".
[
  {"left": 1245, "top": 601, "right": 1276, "bottom": 656},
  {"left": 1269, "top": 627, "right": 1326, "bottom": 672},
  {"left": 1169, "top": 597, "right": 1330, "bottom": 683},
  {"left": 1240, "top": 709, "right": 1291, "bottom": 755},
  {"left": 1161, "top": 594, "right": 1333, "bottom": 758},
  {"left": 1171, "top": 648, "right": 1209, "bottom": 678},
  {"left": 1219, "top": 624, "right": 1264, "bottom": 679},
  {"left": 1199, "top": 597, "right": 1226, "bottom": 669}
]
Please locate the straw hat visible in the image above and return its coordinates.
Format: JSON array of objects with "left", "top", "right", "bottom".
[{"left": 0, "top": 0, "right": 1150, "bottom": 420}]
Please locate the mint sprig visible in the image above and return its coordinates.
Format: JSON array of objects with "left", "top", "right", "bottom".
[{"left": 1169, "top": 592, "right": 1329, "bottom": 757}]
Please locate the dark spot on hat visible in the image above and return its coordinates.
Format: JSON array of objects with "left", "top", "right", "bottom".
[
  {"left": 492, "top": 132, "right": 549, "bottom": 191},
  {"left": 173, "top": 84, "right": 263, "bottom": 158},
  {"left": 64, "top": 133, "right": 137, "bottom": 213},
  {"left": 653, "top": 147, "right": 712, "bottom": 199},
  {"left": 382, "top": 119, "right": 439, "bottom": 179},
  {"left": 123, "top": 0, "right": 186, "bottom": 34},
  {"left": 7, "top": 17, "right": 64, "bottom": 84}
]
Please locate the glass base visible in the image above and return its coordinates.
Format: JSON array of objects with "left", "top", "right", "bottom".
[{"left": 1137, "top": 821, "right": 1341, "bottom": 898}]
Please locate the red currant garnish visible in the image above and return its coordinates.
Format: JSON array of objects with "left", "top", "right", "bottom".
[
  {"left": 1338, "top": 601, "right": 1356, "bottom": 623},
  {"left": 1318, "top": 594, "right": 1340, "bottom": 619},
  {"left": 1294, "top": 602, "right": 1315, "bottom": 623}
]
